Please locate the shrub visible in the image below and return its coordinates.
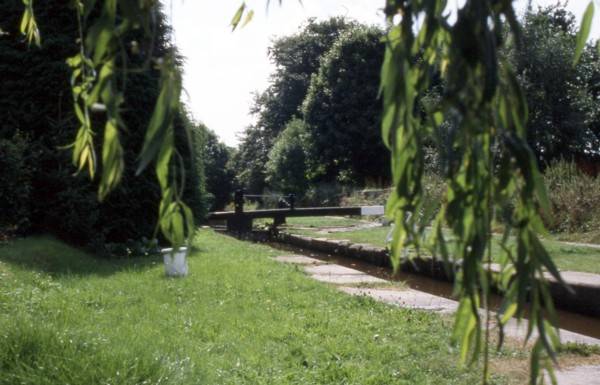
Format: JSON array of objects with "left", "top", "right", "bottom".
[
  {"left": 542, "top": 160, "right": 600, "bottom": 233},
  {"left": 265, "top": 119, "right": 310, "bottom": 196},
  {"left": 300, "top": 183, "right": 344, "bottom": 207}
]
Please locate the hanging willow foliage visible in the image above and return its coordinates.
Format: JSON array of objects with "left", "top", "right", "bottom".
[
  {"left": 381, "top": 0, "right": 595, "bottom": 384},
  {"left": 15, "top": 0, "right": 597, "bottom": 383}
]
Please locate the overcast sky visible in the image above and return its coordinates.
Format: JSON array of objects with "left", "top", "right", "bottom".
[{"left": 167, "top": 0, "right": 600, "bottom": 147}]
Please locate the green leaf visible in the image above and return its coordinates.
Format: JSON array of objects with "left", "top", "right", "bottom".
[
  {"left": 137, "top": 58, "right": 181, "bottom": 175},
  {"left": 20, "top": 0, "right": 41, "bottom": 47},
  {"left": 155, "top": 127, "right": 174, "bottom": 190},
  {"left": 241, "top": 9, "right": 254, "bottom": 29},
  {"left": 574, "top": 2, "right": 594, "bottom": 66},
  {"left": 230, "top": 3, "right": 246, "bottom": 31},
  {"left": 530, "top": 341, "right": 542, "bottom": 385},
  {"left": 98, "top": 118, "right": 124, "bottom": 200},
  {"left": 530, "top": 233, "right": 564, "bottom": 285},
  {"left": 452, "top": 297, "right": 478, "bottom": 364}
]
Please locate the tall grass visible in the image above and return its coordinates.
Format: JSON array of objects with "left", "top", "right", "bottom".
[{"left": 542, "top": 160, "right": 600, "bottom": 234}]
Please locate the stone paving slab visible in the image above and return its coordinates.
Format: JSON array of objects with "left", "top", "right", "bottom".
[
  {"left": 340, "top": 287, "right": 457, "bottom": 313},
  {"left": 276, "top": 256, "right": 386, "bottom": 285},
  {"left": 310, "top": 274, "right": 386, "bottom": 284},
  {"left": 552, "top": 271, "right": 600, "bottom": 289},
  {"left": 555, "top": 365, "right": 600, "bottom": 385},
  {"left": 559, "top": 241, "right": 600, "bottom": 250},
  {"left": 304, "top": 264, "right": 366, "bottom": 276},
  {"left": 451, "top": 263, "right": 600, "bottom": 290},
  {"left": 273, "top": 255, "right": 325, "bottom": 265},
  {"left": 500, "top": 318, "right": 600, "bottom": 347}
]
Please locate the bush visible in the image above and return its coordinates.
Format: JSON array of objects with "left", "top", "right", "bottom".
[
  {"left": 265, "top": 119, "right": 310, "bottom": 196},
  {"left": 542, "top": 160, "right": 600, "bottom": 233},
  {"left": 300, "top": 183, "right": 345, "bottom": 207}
]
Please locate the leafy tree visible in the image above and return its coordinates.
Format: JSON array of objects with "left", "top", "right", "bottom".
[
  {"left": 255, "top": 17, "right": 355, "bottom": 138},
  {"left": 235, "top": 17, "right": 354, "bottom": 192},
  {"left": 232, "top": 126, "right": 271, "bottom": 194},
  {"left": 508, "top": 5, "right": 600, "bottom": 164},
  {"left": 302, "top": 25, "right": 388, "bottom": 186},
  {"left": 178, "top": 112, "right": 210, "bottom": 222},
  {"left": 265, "top": 118, "right": 310, "bottom": 195},
  {"left": 203, "top": 127, "right": 236, "bottom": 211}
]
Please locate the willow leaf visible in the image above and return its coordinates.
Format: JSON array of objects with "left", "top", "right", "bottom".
[
  {"left": 574, "top": 2, "right": 594, "bottom": 66},
  {"left": 98, "top": 119, "right": 124, "bottom": 201},
  {"left": 241, "top": 9, "right": 254, "bottom": 28},
  {"left": 20, "top": 0, "right": 40, "bottom": 47},
  {"left": 230, "top": 2, "right": 246, "bottom": 31},
  {"left": 137, "top": 60, "right": 181, "bottom": 175}
]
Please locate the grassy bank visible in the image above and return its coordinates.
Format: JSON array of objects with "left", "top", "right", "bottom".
[
  {"left": 0, "top": 230, "right": 510, "bottom": 384},
  {"left": 287, "top": 224, "right": 600, "bottom": 274}
]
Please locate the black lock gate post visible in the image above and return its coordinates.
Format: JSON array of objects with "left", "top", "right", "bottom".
[{"left": 228, "top": 189, "right": 253, "bottom": 232}]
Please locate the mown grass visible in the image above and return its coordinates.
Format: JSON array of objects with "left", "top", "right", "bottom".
[
  {"left": 288, "top": 226, "right": 600, "bottom": 274},
  {"left": 0, "top": 230, "right": 514, "bottom": 385}
]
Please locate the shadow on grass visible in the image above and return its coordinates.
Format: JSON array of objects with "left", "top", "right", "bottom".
[{"left": 0, "top": 236, "right": 163, "bottom": 277}]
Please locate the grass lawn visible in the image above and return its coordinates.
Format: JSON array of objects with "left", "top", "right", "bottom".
[
  {"left": 287, "top": 226, "right": 600, "bottom": 274},
  {"left": 0, "top": 229, "right": 518, "bottom": 385}
]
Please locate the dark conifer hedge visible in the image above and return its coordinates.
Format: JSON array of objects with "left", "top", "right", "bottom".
[{"left": 0, "top": 1, "right": 207, "bottom": 249}]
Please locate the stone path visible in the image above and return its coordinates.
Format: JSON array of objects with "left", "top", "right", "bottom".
[
  {"left": 340, "top": 286, "right": 457, "bottom": 313},
  {"left": 314, "top": 221, "right": 382, "bottom": 234},
  {"left": 556, "top": 241, "right": 600, "bottom": 250},
  {"left": 555, "top": 366, "right": 600, "bottom": 385},
  {"left": 274, "top": 255, "right": 326, "bottom": 265},
  {"left": 274, "top": 254, "right": 600, "bottom": 385},
  {"left": 304, "top": 264, "right": 387, "bottom": 284}
]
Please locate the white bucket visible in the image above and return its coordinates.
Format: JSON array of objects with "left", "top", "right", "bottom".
[{"left": 161, "top": 247, "right": 188, "bottom": 277}]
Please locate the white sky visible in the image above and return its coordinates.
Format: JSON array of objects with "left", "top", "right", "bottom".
[{"left": 167, "top": 0, "right": 600, "bottom": 147}]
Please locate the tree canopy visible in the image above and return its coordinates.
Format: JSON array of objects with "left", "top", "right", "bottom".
[
  {"left": 302, "top": 25, "right": 388, "bottom": 186},
  {"left": 234, "top": 17, "right": 354, "bottom": 193},
  {"left": 265, "top": 118, "right": 310, "bottom": 195},
  {"left": 203, "top": 127, "right": 236, "bottom": 211},
  {"left": 511, "top": 5, "right": 600, "bottom": 163}
]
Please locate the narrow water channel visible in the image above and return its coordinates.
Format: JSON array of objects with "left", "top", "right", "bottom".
[{"left": 268, "top": 241, "right": 600, "bottom": 340}]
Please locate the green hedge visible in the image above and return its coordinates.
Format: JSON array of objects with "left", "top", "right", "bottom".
[{"left": 0, "top": 1, "right": 207, "bottom": 250}]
